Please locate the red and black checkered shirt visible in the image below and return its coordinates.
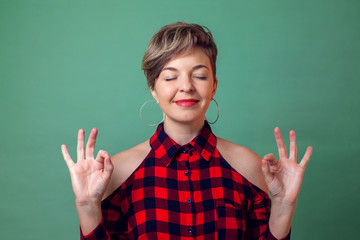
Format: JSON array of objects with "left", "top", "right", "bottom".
[{"left": 81, "top": 121, "right": 290, "bottom": 240}]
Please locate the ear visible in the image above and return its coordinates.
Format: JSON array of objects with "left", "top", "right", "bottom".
[
  {"left": 211, "top": 77, "right": 218, "bottom": 99},
  {"left": 151, "top": 87, "right": 159, "bottom": 104}
]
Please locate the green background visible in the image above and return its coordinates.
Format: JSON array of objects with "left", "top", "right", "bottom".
[{"left": 1, "top": 0, "right": 359, "bottom": 239}]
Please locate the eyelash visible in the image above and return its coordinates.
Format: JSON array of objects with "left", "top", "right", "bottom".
[{"left": 165, "top": 76, "right": 206, "bottom": 81}]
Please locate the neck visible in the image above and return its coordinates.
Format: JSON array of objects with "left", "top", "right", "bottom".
[{"left": 163, "top": 118, "right": 205, "bottom": 146}]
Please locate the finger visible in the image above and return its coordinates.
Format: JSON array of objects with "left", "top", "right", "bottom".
[
  {"left": 77, "top": 129, "right": 85, "bottom": 161},
  {"left": 263, "top": 153, "right": 278, "bottom": 167},
  {"left": 289, "top": 130, "right": 297, "bottom": 160},
  {"left": 94, "top": 150, "right": 109, "bottom": 164},
  {"left": 299, "top": 146, "right": 313, "bottom": 169},
  {"left": 86, "top": 128, "right": 98, "bottom": 160},
  {"left": 103, "top": 157, "right": 114, "bottom": 182},
  {"left": 61, "top": 144, "right": 74, "bottom": 169},
  {"left": 274, "top": 127, "right": 288, "bottom": 159},
  {"left": 261, "top": 158, "right": 273, "bottom": 186}
]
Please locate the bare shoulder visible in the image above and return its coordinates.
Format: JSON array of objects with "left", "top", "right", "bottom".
[
  {"left": 216, "top": 137, "right": 268, "bottom": 193},
  {"left": 102, "top": 140, "right": 151, "bottom": 200}
]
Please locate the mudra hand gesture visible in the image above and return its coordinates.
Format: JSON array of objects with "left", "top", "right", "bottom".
[
  {"left": 61, "top": 128, "right": 114, "bottom": 206},
  {"left": 262, "top": 127, "right": 313, "bottom": 205}
]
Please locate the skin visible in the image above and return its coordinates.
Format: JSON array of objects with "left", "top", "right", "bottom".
[
  {"left": 150, "top": 47, "right": 218, "bottom": 144},
  {"left": 61, "top": 47, "right": 313, "bottom": 238}
]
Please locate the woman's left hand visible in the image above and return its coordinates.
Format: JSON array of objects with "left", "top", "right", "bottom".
[{"left": 262, "top": 127, "right": 313, "bottom": 206}]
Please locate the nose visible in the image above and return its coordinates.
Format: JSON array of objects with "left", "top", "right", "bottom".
[{"left": 179, "top": 75, "right": 194, "bottom": 92}]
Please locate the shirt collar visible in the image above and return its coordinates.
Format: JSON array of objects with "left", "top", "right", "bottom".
[{"left": 150, "top": 121, "right": 217, "bottom": 167}]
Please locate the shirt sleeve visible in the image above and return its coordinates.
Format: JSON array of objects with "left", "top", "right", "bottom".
[
  {"left": 80, "top": 219, "right": 112, "bottom": 240},
  {"left": 245, "top": 185, "right": 291, "bottom": 240},
  {"left": 79, "top": 192, "right": 128, "bottom": 240}
]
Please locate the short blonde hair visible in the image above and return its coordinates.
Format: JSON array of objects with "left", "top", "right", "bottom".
[{"left": 142, "top": 22, "right": 218, "bottom": 90}]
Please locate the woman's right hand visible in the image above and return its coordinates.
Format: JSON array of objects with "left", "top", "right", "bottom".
[{"left": 61, "top": 128, "right": 114, "bottom": 206}]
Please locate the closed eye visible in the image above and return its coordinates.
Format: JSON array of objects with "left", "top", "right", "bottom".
[
  {"left": 195, "top": 76, "right": 207, "bottom": 80},
  {"left": 165, "top": 75, "right": 178, "bottom": 81}
]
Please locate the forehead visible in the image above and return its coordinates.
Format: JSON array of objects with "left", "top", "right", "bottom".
[{"left": 162, "top": 47, "right": 212, "bottom": 70}]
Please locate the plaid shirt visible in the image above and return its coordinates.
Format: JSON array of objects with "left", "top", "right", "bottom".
[{"left": 81, "top": 121, "right": 290, "bottom": 240}]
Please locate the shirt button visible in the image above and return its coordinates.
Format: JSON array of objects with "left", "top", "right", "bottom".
[
  {"left": 182, "top": 148, "right": 188, "bottom": 153},
  {"left": 184, "top": 171, "right": 189, "bottom": 176},
  {"left": 187, "top": 199, "right": 192, "bottom": 204},
  {"left": 188, "top": 227, "right": 193, "bottom": 233}
]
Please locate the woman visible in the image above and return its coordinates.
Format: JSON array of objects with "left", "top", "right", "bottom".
[{"left": 61, "top": 22, "right": 313, "bottom": 240}]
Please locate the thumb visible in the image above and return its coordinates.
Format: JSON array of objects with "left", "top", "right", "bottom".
[
  {"left": 103, "top": 157, "right": 114, "bottom": 181},
  {"left": 263, "top": 153, "right": 278, "bottom": 166},
  {"left": 262, "top": 153, "right": 277, "bottom": 185},
  {"left": 95, "top": 150, "right": 109, "bottom": 164}
]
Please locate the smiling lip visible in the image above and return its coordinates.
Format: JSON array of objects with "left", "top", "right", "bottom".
[{"left": 175, "top": 99, "right": 199, "bottom": 107}]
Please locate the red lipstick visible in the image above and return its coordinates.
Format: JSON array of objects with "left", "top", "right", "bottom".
[{"left": 175, "top": 99, "right": 199, "bottom": 107}]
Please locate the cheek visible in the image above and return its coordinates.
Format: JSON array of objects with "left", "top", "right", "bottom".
[
  {"left": 202, "top": 85, "right": 215, "bottom": 99},
  {"left": 158, "top": 87, "right": 176, "bottom": 101}
]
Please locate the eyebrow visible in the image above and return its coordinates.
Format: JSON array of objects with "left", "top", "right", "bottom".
[{"left": 162, "top": 65, "right": 209, "bottom": 72}]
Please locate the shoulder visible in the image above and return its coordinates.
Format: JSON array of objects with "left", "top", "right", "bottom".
[
  {"left": 102, "top": 140, "right": 151, "bottom": 200},
  {"left": 216, "top": 137, "right": 268, "bottom": 193}
]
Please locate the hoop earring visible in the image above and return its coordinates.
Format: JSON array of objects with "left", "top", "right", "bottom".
[
  {"left": 206, "top": 99, "right": 220, "bottom": 124},
  {"left": 140, "top": 100, "right": 164, "bottom": 127}
]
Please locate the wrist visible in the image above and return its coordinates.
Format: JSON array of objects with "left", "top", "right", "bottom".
[
  {"left": 269, "top": 201, "right": 295, "bottom": 239},
  {"left": 76, "top": 201, "right": 103, "bottom": 236},
  {"left": 271, "top": 198, "right": 297, "bottom": 217},
  {"left": 271, "top": 194, "right": 297, "bottom": 207},
  {"left": 75, "top": 198, "right": 102, "bottom": 207},
  {"left": 76, "top": 200, "right": 102, "bottom": 214}
]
